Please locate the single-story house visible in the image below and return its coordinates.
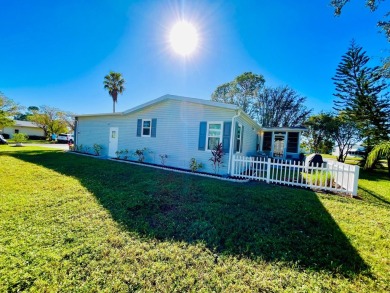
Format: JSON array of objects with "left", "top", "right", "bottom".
[
  {"left": 332, "top": 144, "right": 365, "bottom": 157},
  {"left": 1, "top": 120, "right": 45, "bottom": 139},
  {"left": 75, "top": 95, "right": 305, "bottom": 175}
]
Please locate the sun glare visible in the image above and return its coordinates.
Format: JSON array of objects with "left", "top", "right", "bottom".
[{"left": 169, "top": 21, "right": 199, "bottom": 56}]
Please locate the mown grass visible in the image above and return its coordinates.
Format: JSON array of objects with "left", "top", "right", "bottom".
[
  {"left": 1, "top": 146, "right": 389, "bottom": 292},
  {"left": 5, "top": 139, "right": 50, "bottom": 144}
]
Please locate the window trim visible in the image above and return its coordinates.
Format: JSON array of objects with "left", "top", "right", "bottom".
[
  {"left": 262, "top": 131, "right": 272, "bottom": 151},
  {"left": 286, "top": 131, "right": 299, "bottom": 153},
  {"left": 206, "top": 121, "right": 223, "bottom": 151},
  {"left": 141, "top": 119, "right": 152, "bottom": 137}
]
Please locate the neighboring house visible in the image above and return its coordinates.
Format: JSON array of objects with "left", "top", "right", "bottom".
[
  {"left": 1, "top": 120, "right": 45, "bottom": 138},
  {"left": 332, "top": 144, "right": 365, "bottom": 157},
  {"left": 75, "top": 95, "right": 305, "bottom": 175}
]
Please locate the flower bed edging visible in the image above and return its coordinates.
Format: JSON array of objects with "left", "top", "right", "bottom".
[{"left": 68, "top": 150, "right": 102, "bottom": 158}]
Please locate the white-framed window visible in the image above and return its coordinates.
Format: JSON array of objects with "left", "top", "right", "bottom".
[
  {"left": 142, "top": 119, "right": 151, "bottom": 137},
  {"left": 235, "top": 124, "right": 242, "bottom": 153},
  {"left": 206, "top": 122, "right": 223, "bottom": 151}
]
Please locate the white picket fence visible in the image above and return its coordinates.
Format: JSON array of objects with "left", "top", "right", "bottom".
[{"left": 231, "top": 155, "right": 360, "bottom": 196}]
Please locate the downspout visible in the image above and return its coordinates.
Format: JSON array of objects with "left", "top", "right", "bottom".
[
  {"left": 74, "top": 117, "right": 78, "bottom": 145},
  {"left": 227, "top": 110, "right": 241, "bottom": 175}
]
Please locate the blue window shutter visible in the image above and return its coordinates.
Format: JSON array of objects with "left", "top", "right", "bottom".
[
  {"left": 136, "top": 119, "right": 142, "bottom": 137},
  {"left": 235, "top": 122, "right": 239, "bottom": 152},
  {"left": 222, "top": 121, "right": 231, "bottom": 154},
  {"left": 151, "top": 118, "right": 157, "bottom": 137},
  {"left": 240, "top": 125, "right": 244, "bottom": 153},
  {"left": 198, "top": 122, "right": 207, "bottom": 151}
]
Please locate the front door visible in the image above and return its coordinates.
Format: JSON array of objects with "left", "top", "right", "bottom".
[
  {"left": 273, "top": 132, "right": 286, "bottom": 158},
  {"left": 108, "top": 127, "right": 118, "bottom": 157}
]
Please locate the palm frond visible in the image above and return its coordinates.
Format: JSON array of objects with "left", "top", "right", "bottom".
[{"left": 365, "top": 141, "right": 390, "bottom": 168}]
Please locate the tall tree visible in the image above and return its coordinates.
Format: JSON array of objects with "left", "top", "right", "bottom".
[
  {"left": 14, "top": 105, "right": 39, "bottom": 121},
  {"left": 28, "top": 106, "right": 68, "bottom": 138},
  {"left": 211, "top": 72, "right": 265, "bottom": 118},
  {"left": 255, "top": 86, "right": 312, "bottom": 127},
  {"left": 103, "top": 71, "right": 125, "bottom": 113},
  {"left": 331, "top": 0, "right": 389, "bottom": 41},
  {"left": 211, "top": 73, "right": 310, "bottom": 127},
  {"left": 302, "top": 113, "right": 335, "bottom": 153},
  {"left": 329, "top": 114, "right": 362, "bottom": 162},
  {"left": 0, "top": 92, "right": 21, "bottom": 128},
  {"left": 333, "top": 41, "right": 390, "bottom": 153},
  {"left": 61, "top": 112, "right": 76, "bottom": 132}
]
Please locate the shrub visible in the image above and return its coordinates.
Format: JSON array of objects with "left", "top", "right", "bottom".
[
  {"left": 134, "top": 148, "right": 147, "bottom": 162},
  {"left": 209, "top": 143, "right": 223, "bottom": 174},
  {"left": 123, "top": 149, "right": 129, "bottom": 160},
  {"left": 13, "top": 133, "right": 29, "bottom": 144},
  {"left": 159, "top": 154, "right": 168, "bottom": 166},
  {"left": 26, "top": 135, "right": 46, "bottom": 140},
  {"left": 93, "top": 144, "right": 103, "bottom": 156},
  {"left": 303, "top": 170, "right": 334, "bottom": 187},
  {"left": 190, "top": 158, "right": 203, "bottom": 172},
  {"left": 115, "top": 150, "right": 123, "bottom": 159}
]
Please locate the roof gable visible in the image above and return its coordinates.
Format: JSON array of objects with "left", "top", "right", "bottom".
[
  {"left": 12, "top": 120, "right": 40, "bottom": 128},
  {"left": 75, "top": 94, "right": 240, "bottom": 118},
  {"left": 122, "top": 94, "right": 239, "bottom": 114}
]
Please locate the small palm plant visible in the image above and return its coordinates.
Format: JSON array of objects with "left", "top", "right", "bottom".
[
  {"left": 103, "top": 71, "right": 125, "bottom": 113},
  {"left": 365, "top": 141, "right": 390, "bottom": 177}
]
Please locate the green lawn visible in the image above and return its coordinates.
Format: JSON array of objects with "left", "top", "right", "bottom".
[
  {"left": 6, "top": 139, "right": 50, "bottom": 144},
  {"left": 1, "top": 146, "right": 389, "bottom": 292}
]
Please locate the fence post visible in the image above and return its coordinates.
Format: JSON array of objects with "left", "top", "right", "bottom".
[
  {"left": 231, "top": 155, "right": 236, "bottom": 176},
  {"left": 352, "top": 165, "right": 360, "bottom": 197},
  {"left": 266, "top": 158, "right": 271, "bottom": 183}
]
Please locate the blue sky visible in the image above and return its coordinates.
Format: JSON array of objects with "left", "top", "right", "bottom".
[{"left": 0, "top": 0, "right": 388, "bottom": 115}]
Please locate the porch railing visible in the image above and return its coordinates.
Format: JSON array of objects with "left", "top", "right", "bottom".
[{"left": 231, "top": 155, "right": 360, "bottom": 196}]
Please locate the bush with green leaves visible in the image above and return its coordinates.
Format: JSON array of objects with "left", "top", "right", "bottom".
[
  {"left": 303, "top": 170, "right": 334, "bottom": 187},
  {"left": 93, "top": 144, "right": 103, "bottom": 156},
  {"left": 190, "top": 158, "right": 203, "bottom": 172},
  {"left": 159, "top": 154, "right": 168, "bottom": 166},
  {"left": 134, "top": 148, "right": 147, "bottom": 162},
  {"left": 115, "top": 150, "right": 123, "bottom": 159},
  {"left": 13, "top": 133, "right": 29, "bottom": 144},
  {"left": 123, "top": 149, "right": 129, "bottom": 160}
]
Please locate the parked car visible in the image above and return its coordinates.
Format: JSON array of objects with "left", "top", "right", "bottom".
[
  {"left": 57, "top": 133, "right": 74, "bottom": 143},
  {"left": 0, "top": 134, "right": 8, "bottom": 145}
]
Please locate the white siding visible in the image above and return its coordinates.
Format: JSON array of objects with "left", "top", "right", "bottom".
[
  {"left": 76, "top": 99, "right": 236, "bottom": 174},
  {"left": 2, "top": 126, "right": 45, "bottom": 138}
]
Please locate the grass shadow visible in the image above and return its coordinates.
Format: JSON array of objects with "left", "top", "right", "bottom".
[
  {"left": 7, "top": 149, "right": 370, "bottom": 277},
  {"left": 359, "top": 186, "right": 390, "bottom": 206}
]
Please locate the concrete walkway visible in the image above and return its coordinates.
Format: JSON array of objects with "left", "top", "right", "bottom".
[{"left": 17, "top": 143, "right": 70, "bottom": 150}]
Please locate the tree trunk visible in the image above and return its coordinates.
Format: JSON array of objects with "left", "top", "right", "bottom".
[{"left": 113, "top": 101, "right": 115, "bottom": 113}]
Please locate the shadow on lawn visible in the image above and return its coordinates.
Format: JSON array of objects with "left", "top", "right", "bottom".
[
  {"left": 359, "top": 186, "right": 390, "bottom": 207},
  {"left": 9, "top": 150, "right": 370, "bottom": 277}
]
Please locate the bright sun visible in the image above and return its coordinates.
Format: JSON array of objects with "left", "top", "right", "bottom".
[{"left": 169, "top": 21, "right": 199, "bottom": 56}]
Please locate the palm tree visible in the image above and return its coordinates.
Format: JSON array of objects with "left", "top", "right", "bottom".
[
  {"left": 365, "top": 141, "right": 390, "bottom": 177},
  {"left": 103, "top": 71, "right": 125, "bottom": 113}
]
